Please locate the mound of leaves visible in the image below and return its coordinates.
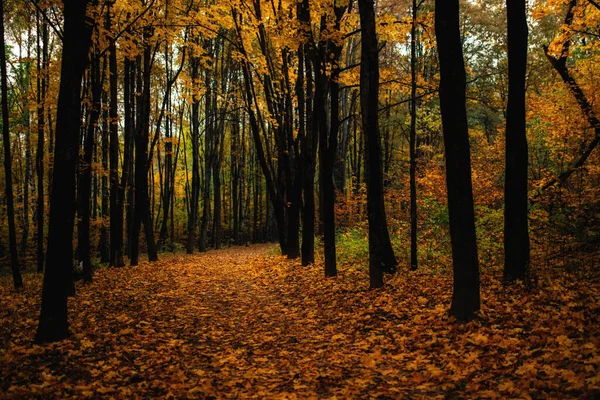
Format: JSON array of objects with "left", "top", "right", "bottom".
[{"left": 1, "top": 244, "right": 599, "bottom": 399}]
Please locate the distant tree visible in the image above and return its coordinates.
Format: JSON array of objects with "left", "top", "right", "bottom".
[
  {"left": 434, "top": 0, "right": 480, "bottom": 321},
  {"left": 1, "top": 0, "right": 23, "bottom": 289},
  {"left": 78, "top": 50, "right": 102, "bottom": 283},
  {"left": 358, "top": 0, "right": 398, "bottom": 289},
  {"left": 187, "top": 53, "right": 201, "bottom": 254},
  {"left": 35, "top": 0, "right": 94, "bottom": 343}
]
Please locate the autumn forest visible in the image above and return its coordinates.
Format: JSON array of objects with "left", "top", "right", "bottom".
[{"left": 0, "top": 0, "right": 599, "bottom": 398}]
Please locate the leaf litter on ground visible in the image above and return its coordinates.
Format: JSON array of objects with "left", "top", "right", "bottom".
[{"left": 0, "top": 244, "right": 599, "bottom": 399}]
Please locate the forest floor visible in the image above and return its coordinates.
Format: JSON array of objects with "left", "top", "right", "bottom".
[{"left": 0, "top": 244, "right": 599, "bottom": 399}]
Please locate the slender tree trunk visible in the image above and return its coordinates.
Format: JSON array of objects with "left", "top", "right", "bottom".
[
  {"left": 21, "top": 54, "right": 32, "bottom": 258},
  {"left": 213, "top": 156, "right": 222, "bottom": 249},
  {"left": 409, "top": 0, "right": 419, "bottom": 271},
  {"left": 159, "top": 43, "right": 173, "bottom": 248},
  {"left": 358, "top": 0, "right": 397, "bottom": 289},
  {"left": 199, "top": 75, "right": 212, "bottom": 252},
  {"left": 504, "top": 0, "right": 530, "bottom": 282},
  {"left": 1, "top": 0, "right": 23, "bottom": 289},
  {"left": 78, "top": 56, "right": 101, "bottom": 283},
  {"left": 231, "top": 112, "right": 240, "bottom": 245},
  {"left": 187, "top": 57, "right": 200, "bottom": 254},
  {"left": 124, "top": 57, "right": 137, "bottom": 258},
  {"left": 99, "top": 56, "right": 110, "bottom": 263},
  {"left": 131, "top": 31, "right": 158, "bottom": 265},
  {"left": 435, "top": 0, "right": 480, "bottom": 321},
  {"left": 35, "top": 0, "right": 92, "bottom": 343},
  {"left": 301, "top": 41, "right": 316, "bottom": 266},
  {"left": 35, "top": 11, "right": 48, "bottom": 273},
  {"left": 108, "top": 5, "right": 124, "bottom": 268},
  {"left": 319, "top": 4, "right": 346, "bottom": 277}
]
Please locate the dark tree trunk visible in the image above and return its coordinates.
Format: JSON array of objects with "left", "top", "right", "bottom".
[
  {"left": 301, "top": 57, "right": 317, "bottom": 266},
  {"left": 298, "top": 0, "right": 315, "bottom": 266},
  {"left": 126, "top": 56, "right": 141, "bottom": 258},
  {"left": 1, "top": 0, "right": 23, "bottom": 289},
  {"left": 434, "top": 0, "right": 480, "bottom": 321},
  {"left": 98, "top": 56, "right": 110, "bottom": 263},
  {"left": 187, "top": 56, "right": 200, "bottom": 254},
  {"left": 35, "top": 0, "right": 93, "bottom": 343},
  {"left": 504, "top": 0, "right": 530, "bottom": 282},
  {"left": 131, "top": 31, "right": 158, "bottom": 265},
  {"left": 108, "top": 5, "right": 124, "bottom": 268},
  {"left": 199, "top": 69, "right": 212, "bottom": 252},
  {"left": 319, "top": 4, "right": 346, "bottom": 277},
  {"left": 409, "top": 0, "right": 419, "bottom": 271},
  {"left": 78, "top": 55, "right": 101, "bottom": 283},
  {"left": 21, "top": 46, "right": 32, "bottom": 258},
  {"left": 231, "top": 112, "right": 241, "bottom": 245},
  {"left": 35, "top": 11, "right": 48, "bottom": 273},
  {"left": 158, "top": 42, "right": 173, "bottom": 249},
  {"left": 213, "top": 153, "right": 222, "bottom": 250},
  {"left": 282, "top": 52, "right": 300, "bottom": 260},
  {"left": 199, "top": 160, "right": 211, "bottom": 252},
  {"left": 358, "top": 0, "right": 398, "bottom": 289}
]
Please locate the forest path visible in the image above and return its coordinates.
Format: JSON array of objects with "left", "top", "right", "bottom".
[{"left": 1, "top": 244, "right": 599, "bottom": 399}]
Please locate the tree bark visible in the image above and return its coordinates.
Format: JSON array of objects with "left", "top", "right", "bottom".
[
  {"left": 1, "top": 0, "right": 23, "bottom": 289},
  {"left": 35, "top": 11, "right": 48, "bottom": 273},
  {"left": 434, "top": 0, "right": 480, "bottom": 321},
  {"left": 409, "top": 0, "right": 419, "bottom": 271},
  {"left": 108, "top": 4, "right": 125, "bottom": 268},
  {"left": 78, "top": 55, "right": 101, "bottom": 283},
  {"left": 504, "top": 0, "right": 530, "bottom": 282},
  {"left": 131, "top": 28, "right": 158, "bottom": 266},
  {"left": 98, "top": 55, "right": 110, "bottom": 263},
  {"left": 187, "top": 56, "right": 200, "bottom": 254},
  {"left": 35, "top": 0, "right": 93, "bottom": 343},
  {"left": 298, "top": 0, "right": 316, "bottom": 266},
  {"left": 358, "top": 0, "right": 398, "bottom": 289}
]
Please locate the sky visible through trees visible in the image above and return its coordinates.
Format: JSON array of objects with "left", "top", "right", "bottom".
[{"left": 0, "top": 0, "right": 599, "bottom": 398}]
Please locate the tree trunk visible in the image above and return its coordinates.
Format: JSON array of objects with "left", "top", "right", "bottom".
[
  {"left": 35, "top": 0, "right": 92, "bottom": 343},
  {"left": 21, "top": 51, "right": 32, "bottom": 258},
  {"left": 298, "top": 0, "right": 316, "bottom": 266},
  {"left": 358, "top": 0, "right": 397, "bottom": 289},
  {"left": 1, "top": 0, "right": 23, "bottom": 289},
  {"left": 131, "top": 30, "right": 158, "bottom": 265},
  {"left": 78, "top": 55, "right": 101, "bottom": 283},
  {"left": 434, "top": 0, "right": 480, "bottom": 321},
  {"left": 159, "top": 43, "right": 173, "bottom": 248},
  {"left": 109, "top": 5, "right": 124, "bottom": 268},
  {"left": 199, "top": 69, "right": 212, "bottom": 252},
  {"left": 504, "top": 0, "right": 530, "bottom": 282},
  {"left": 409, "top": 0, "right": 419, "bottom": 271},
  {"left": 319, "top": 4, "right": 346, "bottom": 277},
  {"left": 98, "top": 56, "right": 110, "bottom": 263},
  {"left": 35, "top": 11, "right": 48, "bottom": 273},
  {"left": 187, "top": 56, "right": 200, "bottom": 254}
]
